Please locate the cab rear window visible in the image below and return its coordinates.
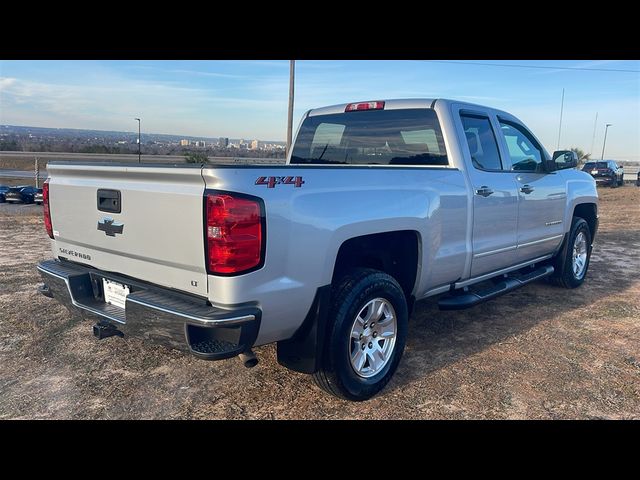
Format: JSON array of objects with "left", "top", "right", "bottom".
[{"left": 290, "top": 108, "right": 448, "bottom": 166}]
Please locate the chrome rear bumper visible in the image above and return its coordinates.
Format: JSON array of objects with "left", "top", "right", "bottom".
[{"left": 37, "top": 259, "right": 261, "bottom": 360}]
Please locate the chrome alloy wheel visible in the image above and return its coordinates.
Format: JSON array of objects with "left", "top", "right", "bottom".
[
  {"left": 349, "top": 298, "right": 397, "bottom": 378},
  {"left": 572, "top": 231, "right": 588, "bottom": 279}
]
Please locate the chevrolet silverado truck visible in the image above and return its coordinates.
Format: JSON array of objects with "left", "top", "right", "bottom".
[{"left": 37, "top": 99, "right": 598, "bottom": 401}]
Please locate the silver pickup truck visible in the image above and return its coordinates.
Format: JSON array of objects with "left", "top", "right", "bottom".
[{"left": 37, "top": 99, "right": 598, "bottom": 401}]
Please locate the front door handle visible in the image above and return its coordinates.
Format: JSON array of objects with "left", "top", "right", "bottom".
[
  {"left": 520, "top": 185, "right": 534, "bottom": 194},
  {"left": 475, "top": 186, "right": 494, "bottom": 197}
]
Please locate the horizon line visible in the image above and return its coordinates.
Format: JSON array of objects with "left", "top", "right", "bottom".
[{"left": 0, "top": 124, "right": 287, "bottom": 144}]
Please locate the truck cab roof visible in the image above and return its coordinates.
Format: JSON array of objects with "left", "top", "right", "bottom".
[{"left": 307, "top": 98, "right": 516, "bottom": 121}]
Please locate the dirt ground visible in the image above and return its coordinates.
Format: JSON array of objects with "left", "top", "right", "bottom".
[
  {"left": 0, "top": 187, "right": 638, "bottom": 419},
  {"left": 0, "top": 155, "right": 37, "bottom": 171}
]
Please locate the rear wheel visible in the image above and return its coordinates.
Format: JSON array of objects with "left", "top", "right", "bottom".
[
  {"left": 550, "top": 217, "right": 592, "bottom": 288},
  {"left": 312, "top": 268, "right": 408, "bottom": 401}
]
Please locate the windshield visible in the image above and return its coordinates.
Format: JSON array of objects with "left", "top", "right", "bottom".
[{"left": 290, "top": 108, "right": 448, "bottom": 166}]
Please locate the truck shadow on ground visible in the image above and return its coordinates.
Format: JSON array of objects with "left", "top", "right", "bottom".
[{"left": 388, "top": 230, "right": 640, "bottom": 392}]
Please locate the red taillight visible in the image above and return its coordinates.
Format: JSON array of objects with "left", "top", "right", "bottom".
[
  {"left": 205, "top": 193, "right": 263, "bottom": 275},
  {"left": 345, "top": 101, "right": 385, "bottom": 112},
  {"left": 43, "top": 179, "right": 53, "bottom": 239}
]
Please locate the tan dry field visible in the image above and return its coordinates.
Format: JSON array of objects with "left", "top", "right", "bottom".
[{"left": 0, "top": 186, "right": 638, "bottom": 419}]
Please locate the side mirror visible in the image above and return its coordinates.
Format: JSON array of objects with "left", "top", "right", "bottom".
[{"left": 546, "top": 150, "right": 578, "bottom": 172}]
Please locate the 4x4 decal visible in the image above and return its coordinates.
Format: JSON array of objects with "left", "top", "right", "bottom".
[{"left": 255, "top": 176, "right": 305, "bottom": 188}]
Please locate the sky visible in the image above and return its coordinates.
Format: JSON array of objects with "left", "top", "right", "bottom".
[{"left": 1, "top": 60, "right": 639, "bottom": 160}]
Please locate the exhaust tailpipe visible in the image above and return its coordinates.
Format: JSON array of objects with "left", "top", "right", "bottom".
[
  {"left": 239, "top": 350, "right": 258, "bottom": 368},
  {"left": 38, "top": 283, "right": 53, "bottom": 298},
  {"left": 93, "top": 322, "right": 124, "bottom": 340}
]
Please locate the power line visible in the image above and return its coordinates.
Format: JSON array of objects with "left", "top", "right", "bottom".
[
  {"left": 557, "top": 88, "right": 564, "bottom": 150},
  {"left": 422, "top": 60, "right": 640, "bottom": 73},
  {"left": 590, "top": 112, "right": 598, "bottom": 156}
]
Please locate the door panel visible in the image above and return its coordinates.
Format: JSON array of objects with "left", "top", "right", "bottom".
[
  {"left": 459, "top": 113, "right": 519, "bottom": 277},
  {"left": 470, "top": 175, "right": 519, "bottom": 275},
  {"left": 514, "top": 172, "right": 566, "bottom": 260},
  {"left": 497, "top": 120, "right": 566, "bottom": 262}
]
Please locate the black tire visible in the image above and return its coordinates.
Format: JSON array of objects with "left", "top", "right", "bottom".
[
  {"left": 549, "top": 217, "right": 592, "bottom": 289},
  {"left": 312, "top": 268, "right": 408, "bottom": 401}
]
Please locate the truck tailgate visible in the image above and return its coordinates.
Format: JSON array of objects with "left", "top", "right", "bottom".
[{"left": 47, "top": 163, "right": 208, "bottom": 297}]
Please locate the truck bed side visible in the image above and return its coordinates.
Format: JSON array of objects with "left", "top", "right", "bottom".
[{"left": 203, "top": 165, "right": 468, "bottom": 344}]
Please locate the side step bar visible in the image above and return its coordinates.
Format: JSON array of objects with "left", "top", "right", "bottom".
[{"left": 438, "top": 265, "right": 554, "bottom": 311}]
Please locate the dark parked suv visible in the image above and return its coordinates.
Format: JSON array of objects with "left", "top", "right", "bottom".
[
  {"left": 582, "top": 160, "right": 624, "bottom": 187},
  {"left": 4, "top": 185, "right": 40, "bottom": 204},
  {"left": 0, "top": 185, "right": 9, "bottom": 203}
]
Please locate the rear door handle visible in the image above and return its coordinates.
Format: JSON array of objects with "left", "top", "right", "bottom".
[
  {"left": 520, "top": 185, "right": 534, "bottom": 194},
  {"left": 475, "top": 186, "right": 494, "bottom": 197}
]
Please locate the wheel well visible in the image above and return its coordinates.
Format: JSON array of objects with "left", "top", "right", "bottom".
[
  {"left": 332, "top": 231, "right": 419, "bottom": 299},
  {"left": 573, "top": 203, "right": 597, "bottom": 239}
]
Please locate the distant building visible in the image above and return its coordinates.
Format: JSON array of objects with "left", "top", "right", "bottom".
[
  {"left": 195, "top": 141, "right": 206, "bottom": 148},
  {"left": 251, "top": 139, "right": 260, "bottom": 150},
  {"left": 180, "top": 139, "right": 190, "bottom": 146},
  {"left": 218, "top": 137, "right": 229, "bottom": 148}
]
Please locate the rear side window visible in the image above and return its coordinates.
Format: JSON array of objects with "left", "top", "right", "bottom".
[
  {"left": 290, "top": 108, "right": 448, "bottom": 166},
  {"left": 460, "top": 114, "right": 503, "bottom": 171}
]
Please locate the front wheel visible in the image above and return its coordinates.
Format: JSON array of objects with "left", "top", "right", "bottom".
[
  {"left": 550, "top": 217, "right": 592, "bottom": 288},
  {"left": 313, "top": 268, "right": 408, "bottom": 401}
]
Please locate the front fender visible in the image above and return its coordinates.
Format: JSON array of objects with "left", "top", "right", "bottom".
[{"left": 564, "top": 174, "right": 598, "bottom": 233}]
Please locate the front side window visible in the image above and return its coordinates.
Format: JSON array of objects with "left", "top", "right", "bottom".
[
  {"left": 499, "top": 121, "right": 544, "bottom": 172},
  {"left": 290, "top": 108, "right": 448, "bottom": 166},
  {"left": 460, "top": 114, "right": 503, "bottom": 171}
]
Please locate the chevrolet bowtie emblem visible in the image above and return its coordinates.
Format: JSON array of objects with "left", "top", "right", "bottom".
[{"left": 97, "top": 217, "right": 124, "bottom": 237}]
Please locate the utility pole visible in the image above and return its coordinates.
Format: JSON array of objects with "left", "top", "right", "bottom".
[
  {"left": 590, "top": 112, "right": 598, "bottom": 157},
  {"left": 135, "top": 117, "right": 141, "bottom": 163},
  {"left": 556, "top": 88, "right": 564, "bottom": 150},
  {"left": 286, "top": 60, "right": 295, "bottom": 158},
  {"left": 601, "top": 123, "right": 612, "bottom": 161},
  {"left": 35, "top": 157, "right": 39, "bottom": 188}
]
